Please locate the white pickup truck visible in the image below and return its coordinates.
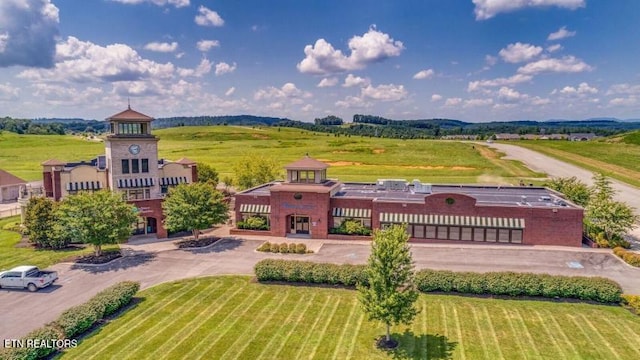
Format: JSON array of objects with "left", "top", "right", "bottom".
[{"left": 0, "top": 265, "right": 58, "bottom": 292}]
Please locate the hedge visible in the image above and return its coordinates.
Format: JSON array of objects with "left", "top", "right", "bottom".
[
  {"left": 254, "top": 259, "right": 622, "bottom": 303},
  {"left": 0, "top": 281, "right": 140, "bottom": 360},
  {"left": 613, "top": 247, "right": 640, "bottom": 267},
  {"left": 622, "top": 294, "right": 640, "bottom": 315}
]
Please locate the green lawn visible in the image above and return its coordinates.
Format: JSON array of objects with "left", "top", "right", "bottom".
[
  {"left": 513, "top": 140, "right": 640, "bottom": 188},
  {"left": 61, "top": 276, "right": 640, "bottom": 360},
  {"left": 0, "top": 216, "right": 117, "bottom": 271},
  {"left": 0, "top": 127, "right": 541, "bottom": 184}
]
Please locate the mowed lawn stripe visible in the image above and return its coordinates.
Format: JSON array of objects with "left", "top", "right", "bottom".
[
  {"left": 599, "top": 314, "right": 640, "bottom": 357},
  {"left": 302, "top": 296, "right": 342, "bottom": 359},
  {"left": 330, "top": 298, "right": 360, "bottom": 360},
  {"left": 219, "top": 289, "right": 292, "bottom": 360},
  {"left": 451, "top": 305, "right": 466, "bottom": 360},
  {"left": 511, "top": 308, "right": 541, "bottom": 358},
  {"left": 579, "top": 313, "right": 623, "bottom": 359},
  {"left": 565, "top": 314, "right": 610, "bottom": 359},
  {"left": 480, "top": 305, "right": 505, "bottom": 360},
  {"left": 501, "top": 308, "right": 529, "bottom": 359},
  {"left": 470, "top": 306, "right": 490, "bottom": 359},
  {"left": 532, "top": 310, "right": 567, "bottom": 359},
  {"left": 254, "top": 291, "right": 314, "bottom": 360},
  {"left": 188, "top": 288, "right": 269, "bottom": 359},
  {"left": 111, "top": 280, "right": 221, "bottom": 359},
  {"left": 154, "top": 281, "right": 246, "bottom": 359},
  {"left": 291, "top": 295, "right": 335, "bottom": 359},
  {"left": 71, "top": 280, "right": 201, "bottom": 359},
  {"left": 344, "top": 312, "right": 366, "bottom": 360},
  {"left": 541, "top": 310, "right": 581, "bottom": 358}
]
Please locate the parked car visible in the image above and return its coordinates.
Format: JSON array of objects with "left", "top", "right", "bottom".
[{"left": 0, "top": 266, "right": 58, "bottom": 292}]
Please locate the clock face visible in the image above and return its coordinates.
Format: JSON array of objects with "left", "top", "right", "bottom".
[{"left": 128, "top": 144, "right": 141, "bottom": 155}]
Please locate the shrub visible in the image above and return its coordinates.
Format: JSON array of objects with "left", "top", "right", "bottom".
[
  {"left": 279, "top": 243, "right": 289, "bottom": 253},
  {"left": 257, "top": 241, "right": 272, "bottom": 252},
  {"left": 0, "top": 325, "right": 64, "bottom": 360},
  {"left": 295, "top": 243, "right": 307, "bottom": 254},
  {"left": 331, "top": 218, "right": 372, "bottom": 236},
  {"left": 612, "top": 247, "right": 640, "bottom": 267},
  {"left": 254, "top": 260, "right": 621, "bottom": 303},
  {"left": 288, "top": 243, "right": 297, "bottom": 253},
  {"left": 55, "top": 303, "right": 101, "bottom": 338},
  {"left": 237, "top": 216, "right": 269, "bottom": 230},
  {"left": 622, "top": 294, "right": 640, "bottom": 315}
]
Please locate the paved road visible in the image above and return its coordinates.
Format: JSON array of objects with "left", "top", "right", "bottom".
[
  {"left": 1, "top": 238, "right": 638, "bottom": 340},
  {"left": 485, "top": 142, "right": 640, "bottom": 241}
]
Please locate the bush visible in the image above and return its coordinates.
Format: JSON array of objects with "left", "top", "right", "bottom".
[
  {"left": 331, "top": 218, "right": 372, "bottom": 236},
  {"left": 622, "top": 294, "right": 640, "bottom": 315},
  {"left": 256, "top": 242, "right": 312, "bottom": 254},
  {"left": 613, "top": 247, "right": 640, "bottom": 267},
  {"left": 237, "top": 216, "right": 269, "bottom": 231},
  {"left": 254, "top": 259, "right": 621, "bottom": 303},
  {"left": 288, "top": 243, "right": 297, "bottom": 253},
  {"left": 278, "top": 243, "right": 289, "bottom": 253},
  {"left": 295, "top": 243, "right": 307, "bottom": 254},
  {"left": 257, "top": 241, "right": 272, "bottom": 252},
  {"left": 0, "top": 325, "right": 64, "bottom": 360}
]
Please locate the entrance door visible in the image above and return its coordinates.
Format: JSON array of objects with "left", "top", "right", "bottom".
[
  {"left": 289, "top": 215, "right": 310, "bottom": 234},
  {"left": 146, "top": 217, "right": 157, "bottom": 234}
]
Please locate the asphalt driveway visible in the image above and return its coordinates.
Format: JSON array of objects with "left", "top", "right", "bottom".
[{"left": 1, "top": 238, "right": 639, "bottom": 341}]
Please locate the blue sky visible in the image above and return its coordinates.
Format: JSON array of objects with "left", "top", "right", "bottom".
[{"left": 1, "top": 0, "right": 639, "bottom": 122}]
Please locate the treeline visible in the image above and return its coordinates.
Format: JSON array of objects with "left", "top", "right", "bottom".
[
  {"left": 0, "top": 117, "right": 65, "bottom": 135},
  {"left": 314, "top": 115, "right": 344, "bottom": 126},
  {"left": 153, "top": 115, "right": 285, "bottom": 128}
]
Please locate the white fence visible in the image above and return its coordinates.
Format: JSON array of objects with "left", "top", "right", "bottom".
[{"left": 0, "top": 207, "right": 20, "bottom": 218}]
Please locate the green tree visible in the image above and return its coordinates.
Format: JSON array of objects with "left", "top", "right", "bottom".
[
  {"left": 24, "top": 197, "right": 67, "bottom": 249},
  {"left": 358, "top": 224, "right": 419, "bottom": 347},
  {"left": 221, "top": 175, "right": 234, "bottom": 191},
  {"left": 233, "top": 155, "right": 280, "bottom": 190},
  {"left": 585, "top": 173, "right": 638, "bottom": 247},
  {"left": 56, "top": 191, "right": 137, "bottom": 256},
  {"left": 197, "top": 162, "right": 219, "bottom": 189},
  {"left": 546, "top": 176, "right": 592, "bottom": 207},
  {"left": 162, "top": 183, "right": 229, "bottom": 240}
]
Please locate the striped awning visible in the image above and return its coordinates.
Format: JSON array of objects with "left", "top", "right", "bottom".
[
  {"left": 239, "top": 204, "right": 271, "bottom": 214},
  {"left": 66, "top": 181, "right": 102, "bottom": 191},
  {"left": 160, "top": 176, "right": 188, "bottom": 186},
  {"left": 332, "top": 208, "right": 371, "bottom": 218},
  {"left": 117, "top": 178, "right": 155, "bottom": 188},
  {"left": 379, "top": 213, "right": 525, "bottom": 229}
]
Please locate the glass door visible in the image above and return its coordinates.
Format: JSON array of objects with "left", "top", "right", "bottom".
[{"left": 295, "top": 216, "right": 310, "bottom": 234}]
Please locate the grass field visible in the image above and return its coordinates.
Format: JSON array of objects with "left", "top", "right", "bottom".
[
  {"left": 0, "top": 126, "right": 541, "bottom": 184},
  {"left": 61, "top": 276, "right": 640, "bottom": 360},
  {"left": 513, "top": 139, "right": 640, "bottom": 188},
  {"left": 0, "top": 216, "right": 117, "bottom": 271}
]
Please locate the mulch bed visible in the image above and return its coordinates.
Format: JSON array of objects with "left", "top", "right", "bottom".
[
  {"left": 376, "top": 336, "right": 399, "bottom": 350},
  {"left": 74, "top": 249, "right": 123, "bottom": 264},
  {"left": 175, "top": 236, "right": 220, "bottom": 249}
]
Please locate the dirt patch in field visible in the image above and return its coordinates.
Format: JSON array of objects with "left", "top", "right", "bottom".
[
  {"left": 373, "top": 149, "right": 385, "bottom": 154},
  {"left": 401, "top": 165, "right": 475, "bottom": 170},
  {"left": 331, "top": 150, "right": 351, "bottom": 154},
  {"left": 324, "top": 161, "right": 363, "bottom": 166},
  {"left": 251, "top": 134, "right": 269, "bottom": 140}
]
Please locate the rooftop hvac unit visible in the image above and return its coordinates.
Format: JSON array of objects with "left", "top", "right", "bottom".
[
  {"left": 377, "top": 179, "right": 408, "bottom": 191},
  {"left": 412, "top": 179, "right": 432, "bottom": 194},
  {"left": 521, "top": 195, "right": 528, "bottom": 204}
]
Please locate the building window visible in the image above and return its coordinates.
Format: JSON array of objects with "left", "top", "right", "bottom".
[
  {"left": 425, "top": 226, "right": 436, "bottom": 239},
  {"left": 511, "top": 230, "right": 523, "bottom": 244},
  {"left": 473, "top": 228, "right": 485, "bottom": 242},
  {"left": 124, "top": 188, "right": 151, "bottom": 200},
  {"left": 485, "top": 229, "right": 497, "bottom": 242},
  {"left": 449, "top": 227, "right": 460, "bottom": 240},
  {"left": 413, "top": 225, "right": 425, "bottom": 238},
  {"left": 498, "top": 229, "right": 511, "bottom": 243},
  {"left": 141, "top": 159, "right": 149, "bottom": 173},
  {"left": 132, "top": 159, "right": 139, "bottom": 173},
  {"left": 461, "top": 227, "right": 472, "bottom": 240},
  {"left": 122, "top": 159, "right": 130, "bottom": 174},
  {"left": 161, "top": 185, "right": 169, "bottom": 194},
  {"left": 437, "top": 226, "right": 448, "bottom": 239}
]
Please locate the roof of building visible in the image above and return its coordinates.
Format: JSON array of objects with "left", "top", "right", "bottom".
[
  {"left": 106, "top": 106, "right": 154, "bottom": 122},
  {"left": 0, "top": 169, "right": 26, "bottom": 186},
  {"left": 284, "top": 155, "right": 329, "bottom": 170},
  {"left": 240, "top": 181, "right": 578, "bottom": 209},
  {"left": 175, "top": 157, "right": 196, "bottom": 165},
  {"left": 41, "top": 159, "right": 67, "bottom": 166}
]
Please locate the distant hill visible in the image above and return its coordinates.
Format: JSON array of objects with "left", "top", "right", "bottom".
[{"left": 153, "top": 115, "right": 288, "bottom": 128}]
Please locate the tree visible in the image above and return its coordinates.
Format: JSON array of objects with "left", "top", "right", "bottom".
[
  {"left": 546, "top": 176, "right": 591, "bottom": 207},
  {"left": 197, "top": 162, "right": 219, "bottom": 189},
  {"left": 586, "top": 173, "right": 638, "bottom": 247},
  {"left": 162, "top": 183, "right": 229, "bottom": 240},
  {"left": 24, "top": 197, "right": 67, "bottom": 249},
  {"left": 233, "top": 155, "right": 280, "bottom": 190},
  {"left": 358, "top": 224, "right": 419, "bottom": 348},
  {"left": 56, "top": 190, "right": 137, "bottom": 256}
]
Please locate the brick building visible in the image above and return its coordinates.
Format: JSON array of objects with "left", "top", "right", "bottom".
[
  {"left": 36, "top": 107, "right": 197, "bottom": 238},
  {"left": 234, "top": 156, "right": 583, "bottom": 247}
]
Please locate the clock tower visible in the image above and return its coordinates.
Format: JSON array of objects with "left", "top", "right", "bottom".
[{"left": 105, "top": 105, "right": 160, "bottom": 200}]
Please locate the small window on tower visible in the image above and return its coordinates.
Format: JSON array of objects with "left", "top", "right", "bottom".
[
  {"left": 142, "top": 159, "right": 149, "bottom": 173},
  {"left": 121, "top": 159, "right": 130, "bottom": 174},
  {"left": 132, "top": 159, "right": 139, "bottom": 173}
]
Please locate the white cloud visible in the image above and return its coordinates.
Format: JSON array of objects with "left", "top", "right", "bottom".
[
  {"left": 530, "top": 96, "right": 551, "bottom": 105},
  {"left": 177, "top": 58, "right": 212, "bottom": 77},
  {"left": 144, "top": 41, "right": 178, "bottom": 53},
  {"left": 297, "top": 27, "right": 404, "bottom": 75},
  {"left": 485, "top": 55, "right": 498, "bottom": 66},
  {"left": 517, "top": 56, "right": 592, "bottom": 75},
  {"left": 254, "top": 83, "right": 312, "bottom": 101},
  {"left": 175, "top": 52, "right": 185, "bottom": 59},
  {"left": 195, "top": 6, "right": 224, "bottom": 27},
  {"left": 225, "top": 87, "right": 235, "bottom": 96},
  {"left": 19, "top": 36, "right": 175, "bottom": 83},
  {"left": 196, "top": 40, "right": 220, "bottom": 52},
  {"left": 555, "top": 82, "right": 598, "bottom": 96},
  {"left": 335, "top": 95, "right": 371, "bottom": 109},
  {"left": 467, "top": 74, "right": 532, "bottom": 91},
  {"left": 361, "top": 84, "right": 407, "bottom": 102},
  {"left": 343, "top": 74, "right": 370, "bottom": 88},
  {"left": 499, "top": 42, "right": 543, "bottom": 63},
  {"left": 413, "top": 69, "right": 434, "bottom": 80},
  {"left": 317, "top": 77, "right": 338, "bottom": 87},
  {"left": 606, "top": 83, "right": 640, "bottom": 96},
  {"left": 498, "top": 86, "right": 527, "bottom": 103},
  {"left": 108, "top": 0, "right": 189, "bottom": 7},
  {"left": 431, "top": 94, "right": 443, "bottom": 102},
  {"left": 214, "top": 62, "right": 236, "bottom": 76},
  {"left": 547, "top": 26, "right": 576, "bottom": 41},
  {"left": 473, "top": 0, "right": 585, "bottom": 20},
  {"left": 546, "top": 44, "right": 563, "bottom": 53},
  {"left": 0, "top": 82, "right": 19, "bottom": 100},
  {"left": 608, "top": 97, "right": 638, "bottom": 107},
  {"left": 444, "top": 97, "right": 462, "bottom": 106},
  {"left": 464, "top": 98, "right": 493, "bottom": 108},
  {"left": 0, "top": 0, "right": 60, "bottom": 68},
  {"left": 301, "top": 104, "right": 313, "bottom": 112}
]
